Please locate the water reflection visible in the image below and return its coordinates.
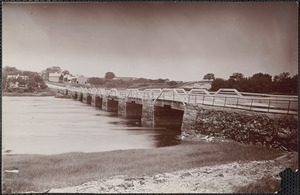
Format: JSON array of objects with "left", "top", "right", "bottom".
[{"left": 2, "top": 96, "right": 181, "bottom": 154}]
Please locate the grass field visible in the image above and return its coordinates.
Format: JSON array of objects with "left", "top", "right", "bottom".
[{"left": 2, "top": 140, "right": 290, "bottom": 193}]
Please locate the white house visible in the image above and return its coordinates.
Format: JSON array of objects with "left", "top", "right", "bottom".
[
  {"left": 76, "top": 75, "right": 88, "bottom": 84},
  {"left": 49, "top": 72, "right": 61, "bottom": 82}
]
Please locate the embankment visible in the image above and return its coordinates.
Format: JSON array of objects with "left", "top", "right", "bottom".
[{"left": 182, "top": 105, "right": 298, "bottom": 151}]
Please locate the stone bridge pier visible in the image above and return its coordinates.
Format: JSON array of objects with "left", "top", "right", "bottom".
[
  {"left": 91, "top": 94, "right": 103, "bottom": 107},
  {"left": 77, "top": 92, "right": 83, "bottom": 101},
  {"left": 102, "top": 96, "right": 118, "bottom": 112},
  {"left": 141, "top": 100, "right": 155, "bottom": 127},
  {"left": 70, "top": 91, "right": 77, "bottom": 99},
  {"left": 82, "top": 93, "right": 92, "bottom": 104},
  {"left": 118, "top": 98, "right": 143, "bottom": 119},
  {"left": 141, "top": 100, "right": 184, "bottom": 129}
]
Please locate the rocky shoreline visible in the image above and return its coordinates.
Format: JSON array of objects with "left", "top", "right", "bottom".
[{"left": 182, "top": 105, "right": 298, "bottom": 151}]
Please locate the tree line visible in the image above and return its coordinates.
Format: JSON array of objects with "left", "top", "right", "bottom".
[
  {"left": 88, "top": 72, "right": 183, "bottom": 89},
  {"left": 207, "top": 72, "right": 298, "bottom": 95}
]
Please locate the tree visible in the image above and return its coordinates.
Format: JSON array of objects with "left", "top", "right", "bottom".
[
  {"left": 59, "top": 74, "right": 64, "bottom": 83},
  {"left": 273, "top": 72, "right": 296, "bottom": 94},
  {"left": 203, "top": 73, "right": 215, "bottom": 81},
  {"left": 88, "top": 77, "right": 105, "bottom": 85},
  {"left": 33, "top": 75, "right": 44, "bottom": 83},
  {"left": 211, "top": 78, "right": 228, "bottom": 91},
  {"left": 273, "top": 72, "right": 290, "bottom": 82},
  {"left": 290, "top": 74, "right": 298, "bottom": 94},
  {"left": 168, "top": 81, "right": 178, "bottom": 87},
  {"left": 229, "top": 73, "right": 244, "bottom": 81},
  {"left": 105, "top": 72, "right": 116, "bottom": 79},
  {"left": 27, "top": 78, "right": 38, "bottom": 92},
  {"left": 62, "top": 70, "right": 70, "bottom": 75},
  {"left": 248, "top": 73, "right": 273, "bottom": 93},
  {"left": 46, "top": 66, "right": 62, "bottom": 74}
]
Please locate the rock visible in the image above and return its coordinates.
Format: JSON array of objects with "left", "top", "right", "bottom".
[
  {"left": 163, "top": 173, "right": 174, "bottom": 178},
  {"left": 180, "top": 172, "right": 192, "bottom": 179},
  {"left": 277, "top": 132, "right": 291, "bottom": 139},
  {"left": 154, "top": 178, "right": 167, "bottom": 183},
  {"left": 265, "top": 136, "right": 273, "bottom": 142}
]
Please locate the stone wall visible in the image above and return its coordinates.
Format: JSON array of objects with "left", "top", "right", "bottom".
[{"left": 182, "top": 105, "right": 298, "bottom": 151}]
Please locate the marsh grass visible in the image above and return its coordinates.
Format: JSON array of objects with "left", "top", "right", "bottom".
[{"left": 2, "top": 141, "right": 285, "bottom": 193}]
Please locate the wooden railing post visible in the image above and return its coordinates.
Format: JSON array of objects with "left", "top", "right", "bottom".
[
  {"left": 267, "top": 99, "right": 271, "bottom": 112},
  {"left": 287, "top": 100, "right": 291, "bottom": 114},
  {"left": 250, "top": 99, "right": 253, "bottom": 110}
]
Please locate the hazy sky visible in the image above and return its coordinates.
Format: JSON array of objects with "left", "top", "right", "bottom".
[{"left": 3, "top": 2, "right": 298, "bottom": 81}]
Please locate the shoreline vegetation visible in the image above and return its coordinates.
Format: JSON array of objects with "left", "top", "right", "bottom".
[{"left": 2, "top": 138, "right": 298, "bottom": 194}]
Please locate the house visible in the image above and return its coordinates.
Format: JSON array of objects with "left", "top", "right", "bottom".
[
  {"left": 76, "top": 75, "right": 88, "bottom": 84},
  {"left": 182, "top": 80, "right": 213, "bottom": 91},
  {"left": 66, "top": 75, "right": 77, "bottom": 83},
  {"left": 7, "top": 74, "right": 29, "bottom": 80},
  {"left": 6, "top": 74, "right": 29, "bottom": 89},
  {"left": 49, "top": 72, "right": 61, "bottom": 82}
]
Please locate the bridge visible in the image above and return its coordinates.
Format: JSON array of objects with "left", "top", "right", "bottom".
[
  {"left": 64, "top": 87, "right": 298, "bottom": 115},
  {"left": 53, "top": 86, "right": 298, "bottom": 151}
]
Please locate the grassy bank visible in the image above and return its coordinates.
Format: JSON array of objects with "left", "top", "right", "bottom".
[{"left": 2, "top": 141, "right": 291, "bottom": 193}]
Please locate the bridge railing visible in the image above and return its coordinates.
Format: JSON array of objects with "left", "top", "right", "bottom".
[
  {"left": 154, "top": 88, "right": 187, "bottom": 105},
  {"left": 239, "top": 92, "right": 298, "bottom": 100},
  {"left": 126, "top": 89, "right": 142, "bottom": 99},
  {"left": 96, "top": 88, "right": 106, "bottom": 96},
  {"left": 186, "top": 94, "right": 298, "bottom": 115},
  {"left": 142, "top": 89, "right": 162, "bottom": 100}
]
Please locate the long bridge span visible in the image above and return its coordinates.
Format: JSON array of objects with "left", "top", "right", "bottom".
[
  {"left": 52, "top": 86, "right": 298, "bottom": 151},
  {"left": 63, "top": 87, "right": 297, "bottom": 115}
]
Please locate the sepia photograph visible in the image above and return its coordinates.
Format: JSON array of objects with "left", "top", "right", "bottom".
[{"left": 2, "top": 1, "right": 298, "bottom": 193}]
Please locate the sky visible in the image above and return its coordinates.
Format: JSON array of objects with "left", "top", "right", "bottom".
[{"left": 2, "top": 2, "right": 298, "bottom": 81}]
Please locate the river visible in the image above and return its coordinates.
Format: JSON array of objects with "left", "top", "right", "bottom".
[{"left": 2, "top": 96, "right": 181, "bottom": 154}]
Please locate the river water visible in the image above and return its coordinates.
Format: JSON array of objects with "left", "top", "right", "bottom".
[{"left": 2, "top": 96, "right": 181, "bottom": 154}]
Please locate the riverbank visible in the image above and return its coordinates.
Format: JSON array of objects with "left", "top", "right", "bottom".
[
  {"left": 2, "top": 91, "right": 56, "bottom": 96},
  {"left": 2, "top": 139, "right": 297, "bottom": 193}
]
